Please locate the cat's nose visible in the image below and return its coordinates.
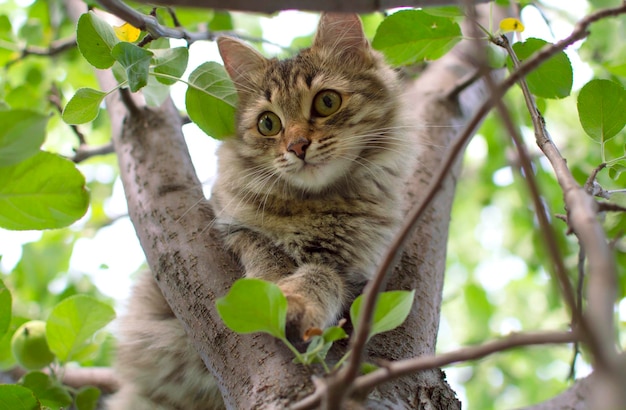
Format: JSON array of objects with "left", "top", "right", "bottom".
[{"left": 287, "top": 137, "right": 310, "bottom": 160}]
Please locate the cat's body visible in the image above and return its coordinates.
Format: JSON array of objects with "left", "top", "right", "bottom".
[{"left": 108, "top": 13, "right": 414, "bottom": 410}]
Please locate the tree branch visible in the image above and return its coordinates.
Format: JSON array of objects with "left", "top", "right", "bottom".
[{"left": 129, "top": 0, "right": 489, "bottom": 13}]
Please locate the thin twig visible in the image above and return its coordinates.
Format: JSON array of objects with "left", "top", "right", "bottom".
[
  {"left": 292, "top": 331, "right": 578, "bottom": 410},
  {"left": 71, "top": 143, "right": 115, "bottom": 163},
  {"left": 96, "top": 0, "right": 294, "bottom": 49},
  {"left": 5, "top": 36, "right": 76, "bottom": 67}
]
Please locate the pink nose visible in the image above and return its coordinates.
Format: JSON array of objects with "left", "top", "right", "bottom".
[{"left": 287, "top": 138, "right": 310, "bottom": 160}]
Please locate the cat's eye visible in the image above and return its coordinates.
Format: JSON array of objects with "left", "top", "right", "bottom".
[
  {"left": 257, "top": 112, "right": 282, "bottom": 136},
  {"left": 312, "top": 90, "right": 342, "bottom": 117}
]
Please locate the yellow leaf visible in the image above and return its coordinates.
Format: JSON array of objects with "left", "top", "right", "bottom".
[
  {"left": 114, "top": 22, "right": 141, "bottom": 42},
  {"left": 499, "top": 18, "right": 525, "bottom": 33}
]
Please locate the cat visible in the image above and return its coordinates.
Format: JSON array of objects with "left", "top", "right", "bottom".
[{"left": 107, "top": 12, "right": 414, "bottom": 410}]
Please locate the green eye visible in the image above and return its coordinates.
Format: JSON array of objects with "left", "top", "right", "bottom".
[
  {"left": 312, "top": 90, "right": 342, "bottom": 117},
  {"left": 257, "top": 112, "right": 282, "bottom": 136}
]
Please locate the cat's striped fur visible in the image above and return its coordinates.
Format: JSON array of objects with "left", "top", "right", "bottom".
[{"left": 107, "top": 13, "right": 413, "bottom": 409}]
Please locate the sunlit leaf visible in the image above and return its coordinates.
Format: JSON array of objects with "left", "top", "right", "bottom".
[
  {"left": 111, "top": 42, "right": 153, "bottom": 92},
  {"left": 216, "top": 278, "right": 286, "bottom": 339},
  {"left": 0, "top": 152, "right": 89, "bottom": 230},
  {"left": 0, "top": 384, "right": 40, "bottom": 410},
  {"left": 76, "top": 12, "right": 119, "bottom": 69},
  {"left": 0, "top": 110, "right": 48, "bottom": 167},
  {"left": 372, "top": 10, "right": 462, "bottom": 65},
  {"left": 577, "top": 79, "right": 626, "bottom": 143},
  {"left": 62, "top": 88, "right": 106, "bottom": 125},
  {"left": 20, "top": 372, "right": 72, "bottom": 410},
  {"left": 46, "top": 295, "right": 115, "bottom": 363},
  {"left": 508, "top": 38, "right": 572, "bottom": 99},
  {"left": 113, "top": 22, "right": 140, "bottom": 42},
  {"left": 185, "top": 62, "right": 238, "bottom": 139},
  {"left": 350, "top": 290, "right": 415, "bottom": 341},
  {"left": 151, "top": 47, "right": 189, "bottom": 85}
]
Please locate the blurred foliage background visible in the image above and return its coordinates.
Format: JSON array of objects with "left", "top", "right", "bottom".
[{"left": 0, "top": 0, "right": 625, "bottom": 408}]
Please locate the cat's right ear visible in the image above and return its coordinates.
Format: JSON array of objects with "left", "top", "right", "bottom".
[{"left": 218, "top": 36, "right": 267, "bottom": 92}]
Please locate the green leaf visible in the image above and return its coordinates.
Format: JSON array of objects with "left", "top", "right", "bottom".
[
  {"left": 75, "top": 386, "right": 100, "bottom": 410},
  {"left": 20, "top": 372, "right": 72, "bottom": 410},
  {"left": 372, "top": 10, "right": 462, "bottom": 66},
  {"left": 62, "top": 88, "right": 106, "bottom": 125},
  {"left": 152, "top": 47, "right": 189, "bottom": 85},
  {"left": 350, "top": 290, "right": 415, "bottom": 341},
  {"left": 608, "top": 162, "right": 626, "bottom": 180},
  {"left": 0, "top": 278, "right": 11, "bottom": 339},
  {"left": 508, "top": 38, "right": 573, "bottom": 99},
  {"left": 209, "top": 11, "right": 234, "bottom": 31},
  {"left": 0, "top": 110, "right": 48, "bottom": 167},
  {"left": 322, "top": 326, "right": 348, "bottom": 343},
  {"left": 422, "top": 6, "right": 464, "bottom": 18},
  {"left": 143, "top": 76, "right": 170, "bottom": 107},
  {"left": 0, "top": 384, "right": 40, "bottom": 410},
  {"left": 76, "top": 12, "right": 119, "bottom": 69},
  {"left": 577, "top": 79, "right": 626, "bottom": 143},
  {"left": 185, "top": 62, "right": 238, "bottom": 139},
  {"left": 46, "top": 295, "right": 115, "bottom": 363},
  {"left": 111, "top": 42, "right": 153, "bottom": 92},
  {"left": 0, "top": 151, "right": 90, "bottom": 230},
  {"left": 216, "top": 278, "right": 286, "bottom": 339}
]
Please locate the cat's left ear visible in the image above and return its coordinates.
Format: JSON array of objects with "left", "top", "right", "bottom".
[{"left": 312, "top": 13, "right": 369, "bottom": 56}]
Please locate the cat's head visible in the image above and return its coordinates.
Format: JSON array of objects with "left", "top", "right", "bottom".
[{"left": 217, "top": 13, "right": 403, "bottom": 193}]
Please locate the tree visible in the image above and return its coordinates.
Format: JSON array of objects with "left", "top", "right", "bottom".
[{"left": 0, "top": 0, "right": 625, "bottom": 409}]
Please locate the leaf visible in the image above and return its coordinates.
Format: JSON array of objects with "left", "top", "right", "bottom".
[
  {"left": 508, "top": 38, "right": 572, "bottom": 99},
  {"left": 20, "top": 372, "right": 72, "bottom": 410},
  {"left": 322, "top": 326, "right": 348, "bottom": 343},
  {"left": 113, "top": 22, "right": 140, "bottom": 42},
  {"left": 185, "top": 62, "right": 238, "bottom": 139},
  {"left": 0, "top": 384, "right": 40, "bottom": 410},
  {"left": 111, "top": 42, "right": 153, "bottom": 92},
  {"left": 0, "top": 278, "right": 11, "bottom": 339},
  {"left": 0, "top": 151, "right": 90, "bottom": 230},
  {"left": 372, "top": 10, "right": 462, "bottom": 66},
  {"left": 76, "top": 12, "right": 119, "bottom": 69},
  {"left": 577, "top": 79, "right": 626, "bottom": 143},
  {"left": 209, "top": 11, "right": 234, "bottom": 31},
  {"left": 499, "top": 18, "right": 525, "bottom": 33},
  {"left": 62, "top": 88, "right": 106, "bottom": 125},
  {"left": 46, "top": 295, "right": 115, "bottom": 363},
  {"left": 152, "top": 47, "right": 189, "bottom": 85},
  {"left": 143, "top": 75, "right": 170, "bottom": 107},
  {"left": 75, "top": 386, "right": 100, "bottom": 410},
  {"left": 0, "top": 110, "right": 48, "bottom": 167},
  {"left": 350, "top": 290, "right": 415, "bottom": 341},
  {"left": 216, "top": 278, "right": 286, "bottom": 339}
]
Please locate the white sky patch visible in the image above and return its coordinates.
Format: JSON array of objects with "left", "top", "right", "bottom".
[
  {"left": 475, "top": 254, "right": 528, "bottom": 293},
  {"left": 259, "top": 11, "right": 319, "bottom": 49}
]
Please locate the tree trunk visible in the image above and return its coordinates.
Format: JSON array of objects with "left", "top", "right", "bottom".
[{"left": 66, "top": 0, "right": 507, "bottom": 407}]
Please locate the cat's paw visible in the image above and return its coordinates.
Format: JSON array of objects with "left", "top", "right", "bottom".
[{"left": 283, "top": 293, "right": 325, "bottom": 343}]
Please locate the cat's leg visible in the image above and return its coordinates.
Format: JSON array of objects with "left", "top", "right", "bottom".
[
  {"left": 225, "top": 229, "right": 345, "bottom": 338},
  {"left": 277, "top": 263, "right": 346, "bottom": 339}
]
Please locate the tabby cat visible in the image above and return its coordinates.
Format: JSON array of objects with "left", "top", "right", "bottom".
[{"left": 107, "top": 12, "right": 414, "bottom": 409}]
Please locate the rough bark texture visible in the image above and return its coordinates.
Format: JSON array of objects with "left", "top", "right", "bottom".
[{"left": 64, "top": 0, "right": 533, "bottom": 407}]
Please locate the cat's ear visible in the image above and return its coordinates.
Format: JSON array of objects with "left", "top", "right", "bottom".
[
  {"left": 313, "top": 13, "right": 368, "bottom": 55},
  {"left": 218, "top": 36, "right": 267, "bottom": 91}
]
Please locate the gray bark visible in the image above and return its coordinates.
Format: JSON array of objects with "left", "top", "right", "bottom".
[{"left": 67, "top": 0, "right": 591, "bottom": 408}]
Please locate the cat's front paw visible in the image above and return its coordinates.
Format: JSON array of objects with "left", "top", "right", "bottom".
[{"left": 283, "top": 293, "right": 325, "bottom": 342}]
